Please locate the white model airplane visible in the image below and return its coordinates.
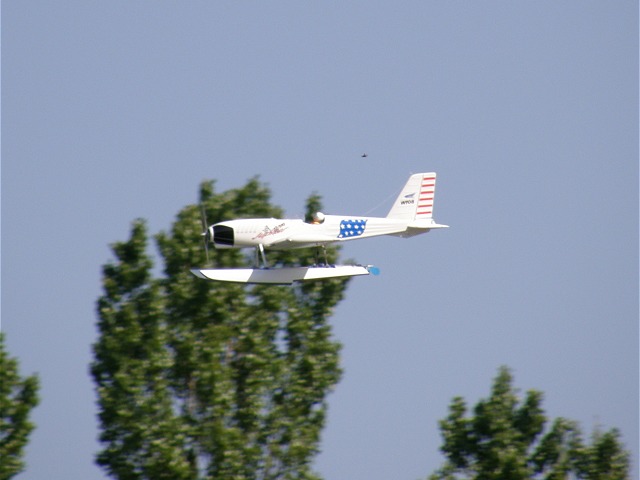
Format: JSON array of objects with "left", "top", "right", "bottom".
[{"left": 191, "top": 172, "right": 448, "bottom": 284}]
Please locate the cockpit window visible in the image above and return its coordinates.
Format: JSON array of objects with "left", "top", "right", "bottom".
[{"left": 306, "top": 211, "right": 325, "bottom": 224}]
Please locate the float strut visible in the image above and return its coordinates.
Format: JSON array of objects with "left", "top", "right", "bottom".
[
  {"left": 258, "top": 244, "right": 268, "bottom": 268},
  {"left": 315, "top": 245, "right": 329, "bottom": 265}
]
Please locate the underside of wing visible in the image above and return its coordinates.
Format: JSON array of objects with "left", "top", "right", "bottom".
[
  {"left": 264, "top": 235, "right": 337, "bottom": 250},
  {"left": 191, "top": 265, "right": 376, "bottom": 284}
]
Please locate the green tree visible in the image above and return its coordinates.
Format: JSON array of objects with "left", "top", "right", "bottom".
[
  {"left": 429, "top": 366, "right": 630, "bottom": 480},
  {"left": 0, "top": 332, "right": 40, "bottom": 480},
  {"left": 92, "top": 178, "right": 349, "bottom": 480}
]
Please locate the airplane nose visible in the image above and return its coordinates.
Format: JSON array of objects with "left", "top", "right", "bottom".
[{"left": 213, "top": 224, "right": 235, "bottom": 247}]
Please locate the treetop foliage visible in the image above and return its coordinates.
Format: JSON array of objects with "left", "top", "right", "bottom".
[
  {"left": 429, "top": 366, "right": 630, "bottom": 480},
  {"left": 0, "top": 332, "right": 40, "bottom": 480},
  {"left": 92, "top": 177, "right": 350, "bottom": 480}
]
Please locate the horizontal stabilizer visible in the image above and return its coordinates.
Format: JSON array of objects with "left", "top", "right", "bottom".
[
  {"left": 191, "top": 265, "right": 375, "bottom": 285},
  {"left": 408, "top": 219, "right": 450, "bottom": 229}
]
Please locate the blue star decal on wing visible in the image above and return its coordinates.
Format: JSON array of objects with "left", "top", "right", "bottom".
[{"left": 338, "top": 219, "right": 367, "bottom": 238}]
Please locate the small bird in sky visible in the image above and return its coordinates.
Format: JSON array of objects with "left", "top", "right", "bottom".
[{"left": 361, "top": 153, "right": 368, "bottom": 158}]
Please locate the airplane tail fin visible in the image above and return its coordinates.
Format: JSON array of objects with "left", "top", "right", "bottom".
[{"left": 386, "top": 172, "right": 438, "bottom": 221}]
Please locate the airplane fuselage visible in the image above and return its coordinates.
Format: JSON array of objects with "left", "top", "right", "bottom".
[{"left": 210, "top": 214, "right": 444, "bottom": 250}]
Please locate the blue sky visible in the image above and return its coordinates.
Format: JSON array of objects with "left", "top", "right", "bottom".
[{"left": 3, "top": 2, "right": 637, "bottom": 479}]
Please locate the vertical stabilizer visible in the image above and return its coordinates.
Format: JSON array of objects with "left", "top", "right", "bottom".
[{"left": 387, "top": 173, "right": 437, "bottom": 220}]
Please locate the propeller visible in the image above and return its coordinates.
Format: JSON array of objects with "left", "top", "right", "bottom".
[{"left": 200, "top": 205, "right": 211, "bottom": 265}]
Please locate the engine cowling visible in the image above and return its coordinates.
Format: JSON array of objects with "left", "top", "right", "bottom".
[{"left": 213, "top": 224, "right": 235, "bottom": 248}]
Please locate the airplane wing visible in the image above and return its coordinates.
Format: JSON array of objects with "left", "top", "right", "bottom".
[{"left": 191, "top": 265, "right": 376, "bottom": 284}]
